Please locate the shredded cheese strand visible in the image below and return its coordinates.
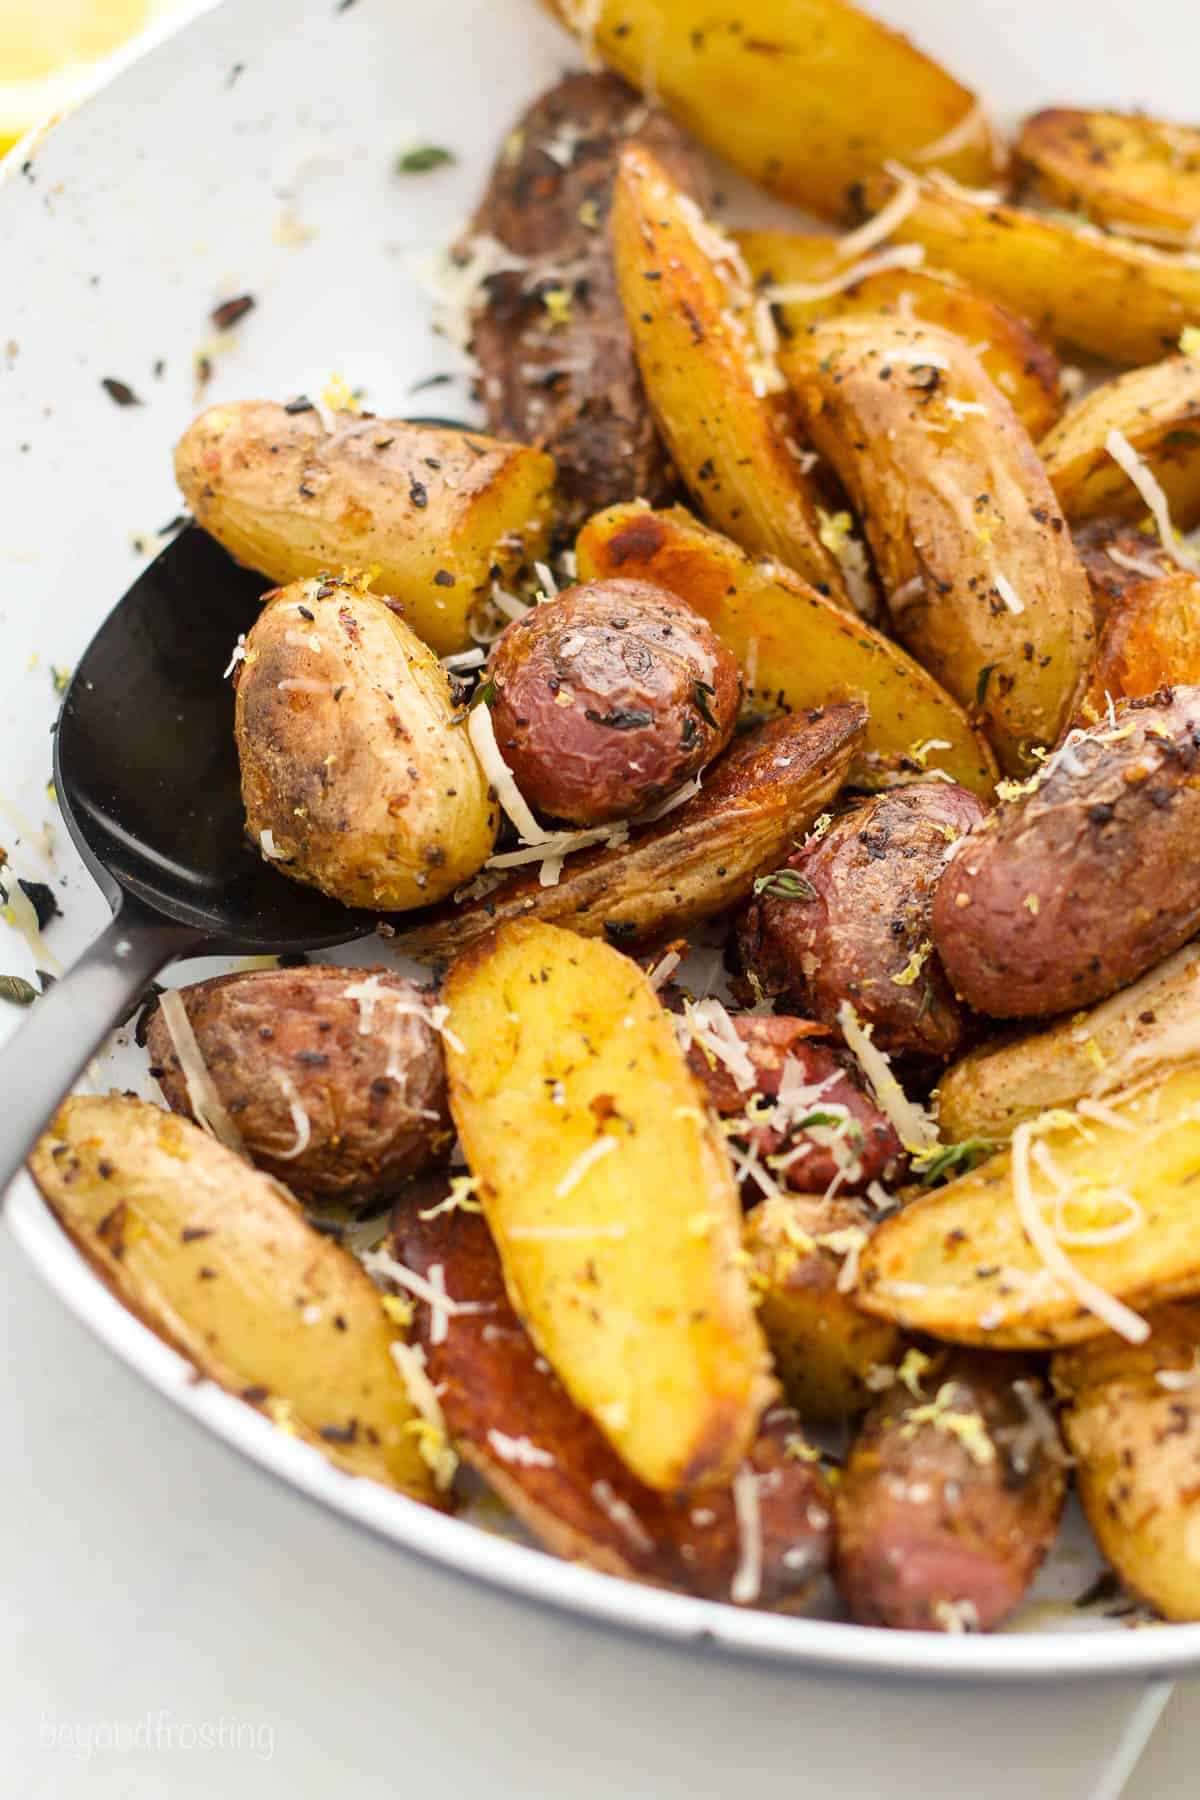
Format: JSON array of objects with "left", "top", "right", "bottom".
[
  {"left": 158, "top": 989, "right": 245, "bottom": 1155},
  {"left": 730, "top": 1465, "right": 763, "bottom": 1605},
  {"left": 468, "top": 702, "right": 548, "bottom": 844},
  {"left": 272, "top": 1067, "right": 311, "bottom": 1161},
  {"left": 766, "top": 242, "right": 925, "bottom": 306},
  {"left": 1105, "top": 427, "right": 1200, "bottom": 575}
]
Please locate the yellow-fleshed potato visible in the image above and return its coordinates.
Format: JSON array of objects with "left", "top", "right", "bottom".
[
  {"left": 1040, "top": 354, "right": 1200, "bottom": 528},
  {"left": 1081, "top": 568, "right": 1200, "bottom": 717},
  {"left": 576, "top": 502, "right": 997, "bottom": 798},
  {"left": 736, "top": 229, "right": 1064, "bottom": 440},
  {"left": 28, "top": 1094, "right": 438, "bottom": 1503},
  {"left": 1054, "top": 1304, "right": 1200, "bottom": 1621},
  {"left": 610, "top": 145, "right": 846, "bottom": 602},
  {"left": 782, "top": 316, "right": 1094, "bottom": 772},
  {"left": 175, "top": 401, "right": 556, "bottom": 655},
  {"left": 1016, "top": 110, "right": 1200, "bottom": 250},
  {"left": 938, "top": 941, "right": 1200, "bottom": 1144},
  {"left": 235, "top": 575, "right": 498, "bottom": 911},
  {"left": 859, "top": 1065, "right": 1200, "bottom": 1349},
  {"left": 541, "top": 0, "right": 1000, "bottom": 217},
  {"left": 854, "top": 171, "right": 1200, "bottom": 365},
  {"left": 744, "top": 1194, "right": 903, "bottom": 1423},
  {"left": 442, "top": 919, "right": 776, "bottom": 1494}
]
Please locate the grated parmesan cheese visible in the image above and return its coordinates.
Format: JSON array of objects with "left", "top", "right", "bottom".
[
  {"left": 554, "top": 1136, "right": 618, "bottom": 1197},
  {"left": 272, "top": 1067, "right": 311, "bottom": 1161},
  {"left": 592, "top": 1481, "right": 655, "bottom": 1552},
  {"left": 468, "top": 701, "right": 548, "bottom": 844},
  {"left": 766, "top": 242, "right": 925, "bottom": 306},
  {"left": 834, "top": 171, "right": 920, "bottom": 261},
  {"left": 730, "top": 1465, "right": 763, "bottom": 1605},
  {"left": 912, "top": 103, "right": 990, "bottom": 165},
  {"left": 993, "top": 572, "right": 1025, "bottom": 616},
  {"left": 158, "top": 989, "right": 245, "bottom": 1155},
  {"left": 837, "top": 1001, "right": 937, "bottom": 1150},
  {"left": 389, "top": 1341, "right": 457, "bottom": 1490},
  {"left": 487, "top": 1430, "right": 556, "bottom": 1468},
  {"left": 1105, "top": 427, "right": 1200, "bottom": 575}
]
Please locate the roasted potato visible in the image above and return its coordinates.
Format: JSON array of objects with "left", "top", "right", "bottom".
[
  {"left": 782, "top": 315, "right": 1095, "bottom": 773},
  {"left": 441, "top": 919, "right": 775, "bottom": 1494},
  {"left": 1054, "top": 1304, "right": 1200, "bottom": 1621},
  {"left": 468, "top": 72, "right": 709, "bottom": 520},
  {"left": 175, "top": 401, "right": 555, "bottom": 656},
  {"left": 744, "top": 1193, "right": 903, "bottom": 1423},
  {"left": 736, "top": 229, "right": 1063, "bottom": 440},
  {"left": 390, "top": 1199, "right": 832, "bottom": 1605},
  {"left": 933, "top": 689, "right": 1200, "bottom": 1019},
  {"left": 146, "top": 967, "right": 452, "bottom": 1199},
  {"left": 1073, "top": 517, "right": 1174, "bottom": 616},
  {"left": 737, "top": 782, "right": 987, "bottom": 1061},
  {"left": 28, "top": 1094, "right": 437, "bottom": 1502},
  {"left": 1016, "top": 109, "right": 1200, "bottom": 250},
  {"left": 487, "top": 578, "right": 739, "bottom": 825},
  {"left": 859, "top": 1063, "right": 1200, "bottom": 1349},
  {"left": 852, "top": 170, "right": 1200, "bottom": 365},
  {"left": 235, "top": 575, "right": 498, "bottom": 911},
  {"left": 576, "top": 503, "right": 998, "bottom": 798},
  {"left": 684, "top": 1015, "right": 906, "bottom": 1197},
  {"left": 395, "top": 705, "right": 864, "bottom": 963},
  {"left": 835, "top": 1353, "right": 1067, "bottom": 1631},
  {"left": 611, "top": 145, "right": 846, "bottom": 601},
  {"left": 542, "top": 0, "right": 1000, "bottom": 217},
  {"left": 1081, "top": 569, "right": 1200, "bottom": 717},
  {"left": 1040, "top": 354, "right": 1200, "bottom": 528}
]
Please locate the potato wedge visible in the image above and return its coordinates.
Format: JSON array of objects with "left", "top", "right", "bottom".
[
  {"left": 28, "top": 1094, "right": 437, "bottom": 1502},
  {"left": 1081, "top": 568, "right": 1200, "bottom": 716},
  {"left": 1016, "top": 110, "right": 1200, "bottom": 250},
  {"left": 576, "top": 502, "right": 997, "bottom": 797},
  {"left": 394, "top": 705, "right": 864, "bottom": 963},
  {"left": 859, "top": 1064, "right": 1200, "bottom": 1349},
  {"left": 782, "top": 316, "right": 1094, "bottom": 772},
  {"left": 854, "top": 170, "right": 1200, "bottom": 365},
  {"left": 541, "top": 0, "right": 1000, "bottom": 217},
  {"left": 391, "top": 1200, "right": 831, "bottom": 1604},
  {"left": 937, "top": 942, "right": 1200, "bottom": 1144},
  {"left": 1040, "top": 354, "right": 1200, "bottom": 528},
  {"left": 175, "top": 401, "right": 555, "bottom": 656},
  {"left": 236, "top": 575, "right": 498, "bottom": 911},
  {"left": 736, "top": 229, "right": 1063, "bottom": 439},
  {"left": 610, "top": 145, "right": 845, "bottom": 601},
  {"left": 1054, "top": 1304, "right": 1200, "bottom": 1621},
  {"left": 442, "top": 919, "right": 775, "bottom": 1493},
  {"left": 744, "top": 1194, "right": 903, "bottom": 1423}
]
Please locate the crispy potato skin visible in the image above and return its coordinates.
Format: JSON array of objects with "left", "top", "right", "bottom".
[
  {"left": 441, "top": 920, "right": 776, "bottom": 1495},
  {"left": 488, "top": 579, "right": 739, "bottom": 825},
  {"left": 744, "top": 1193, "right": 904, "bottom": 1423},
  {"left": 542, "top": 0, "right": 1000, "bottom": 218},
  {"left": 835, "top": 1354, "right": 1066, "bottom": 1631},
  {"left": 933, "top": 689, "right": 1200, "bottom": 1018},
  {"left": 235, "top": 576, "right": 498, "bottom": 911},
  {"left": 28, "top": 1095, "right": 436, "bottom": 1501},
  {"left": 856, "top": 171, "right": 1200, "bottom": 365},
  {"left": 1080, "top": 570, "right": 1200, "bottom": 717},
  {"left": 859, "top": 1064, "right": 1200, "bottom": 1348},
  {"left": 1054, "top": 1304, "right": 1200, "bottom": 1621},
  {"left": 938, "top": 941, "right": 1200, "bottom": 1143},
  {"left": 737, "top": 783, "right": 987, "bottom": 1060},
  {"left": 1016, "top": 109, "right": 1200, "bottom": 248},
  {"left": 395, "top": 706, "right": 865, "bottom": 962},
  {"left": 736, "top": 230, "right": 1063, "bottom": 440},
  {"left": 1041, "top": 355, "right": 1200, "bottom": 529},
  {"left": 686, "top": 1016, "right": 906, "bottom": 1195},
  {"left": 612, "top": 146, "right": 846, "bottom": 602},
  {"left": 783, "top": 316, "right": 1094, "bottom": 773},
  {"left": 577, "top": 503, "right": 998, "bottom": 798},
  {"left": 146, "top": 967, "right": 452, "bottom": 1200},
  {"left": 470, "top": 73, "right": 708, "bottom": 520},
  {"left": 392, "top": 1201, "right": 832, "bottom": 1606},
  {"left": 1073, "top": 519, "right": 1174, "bottom": 621},
  {"left": 175, "top": 403, "right": 555, "bottom": 656}
]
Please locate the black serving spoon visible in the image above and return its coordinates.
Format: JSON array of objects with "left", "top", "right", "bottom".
[{"left": 0, "top": 523, "right": 378, "bottom": 1195}]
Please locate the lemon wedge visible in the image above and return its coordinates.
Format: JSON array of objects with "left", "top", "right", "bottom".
[{"left": 0, "top": 1, "right": 180, "bottom": 159}]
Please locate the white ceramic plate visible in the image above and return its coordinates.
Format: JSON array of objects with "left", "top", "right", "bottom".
[{"left": 3, "top": 0, "right": 1200, "bottom": 1684}]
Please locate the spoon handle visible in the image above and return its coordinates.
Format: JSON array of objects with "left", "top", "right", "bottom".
[{"left": 0, "top": 894, "right": 203, "bottom": 1203}]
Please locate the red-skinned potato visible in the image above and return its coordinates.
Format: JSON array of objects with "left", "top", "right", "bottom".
[{"left": 488, "top": 579, "right": 740, "bottom": 825}]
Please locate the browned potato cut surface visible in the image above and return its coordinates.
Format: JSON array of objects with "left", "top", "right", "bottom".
[
  {"left": 175, "top": 402, "right": 555, "bottom": 655},
  {"left": 835, "top": 1353, "right": 1066, "bottom": 1631},
  {"left": 395, "top": 705, "right": 864, "bottom": 963},
  {"left": 1080, "top": 569, "right": 1200, "bottom": 715},
  {"left": 146, "top": 967, "right": 452, "bottom": 1199},
  {"left": 391, "top": 1201, "right": 831, "bottom": 1605},
  {"left": 1040, "top": 354, "right": 1200, "bottom": 528},
  {"left": 1017, "top": 109, "right": 1200, "bottom": 248},
  {"left": 28, "top": 1094, "right": 436, "bottom": 1501},
  {"left": 541, "top": 0, "right": 1000, "bottom": 217},
  {"left": 859, "top": 1064, "right": 1200, "bottom": 1348},
  {"left": 783, "top": 316, "right": 1094, "bottom": 772},
  {"left": 576, "top": 503, "right": 997, "bottom": 798},
  {"left": 441, "top": 920, "right": 775, "bottom": 1494}
]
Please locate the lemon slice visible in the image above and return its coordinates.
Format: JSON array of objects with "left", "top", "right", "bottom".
[{"left": 0, "top": 1, "right": 176, "bottom": 159}]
